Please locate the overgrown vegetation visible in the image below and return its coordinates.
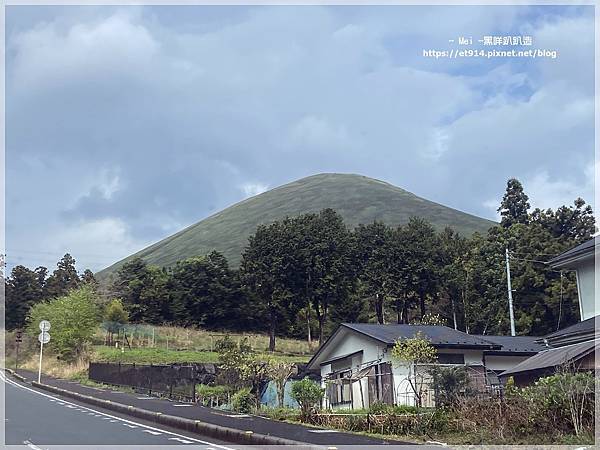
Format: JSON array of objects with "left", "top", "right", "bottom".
[{"left": 26, "top": 286, "right": 102, "bottom": 362}]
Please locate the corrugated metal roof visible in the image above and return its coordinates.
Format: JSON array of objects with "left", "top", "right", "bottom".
[
  {"left": 474, "top": 335, "right": 546, "bottom": 354},
  {"left": 500, "top": 339, "right": 598, "bottom": 377},
  {"left": 342, "top": 323, "right": 499, "bottom": 349}
]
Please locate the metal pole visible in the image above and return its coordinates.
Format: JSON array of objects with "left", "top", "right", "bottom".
[
  {"left": 505, "top": 247, "right": 516, "bottom": 336},
  {"left": 38, "top": 340, "right": 44, "bottom": 383},
  {"left": 15, "top": 340, "right": 19, "bottom": 372}
]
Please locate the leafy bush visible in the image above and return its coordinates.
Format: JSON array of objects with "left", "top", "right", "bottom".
[
  {"left": 196, "top": 384, "right": 235, "bottom": 407},
  {"left": 519, "top": 371, "right": 595, "bottom": 435},
  {"left": 27, "top": 286, "right": 102, "bottom": 362},
  {"left": 290, "top": 377, "right": 324, "bottom": 419},
  {"left": 231, "top": 387, "right": 255, "bottom": 413},
  {"left": 429, "top": 365, "right": 471, "bottom": 407}
]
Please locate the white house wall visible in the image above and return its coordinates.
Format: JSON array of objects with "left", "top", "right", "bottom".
[
  {"left": 318, "top": 329, "right": 385, "bottom": 410},
  {"left": 576, "top": 258, "right": 597, "bottom": 320},
  {"left": 484, "top": 354, "right": 531, "bottom": 372}
]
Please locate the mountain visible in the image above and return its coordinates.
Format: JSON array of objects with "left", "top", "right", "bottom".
[{"left": 97, "top": 173, "right": 496, "bottom": 279}]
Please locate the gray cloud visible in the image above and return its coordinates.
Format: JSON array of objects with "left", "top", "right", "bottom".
[{"left": 5, "top": 5, "right": 595, "bottom": 272}]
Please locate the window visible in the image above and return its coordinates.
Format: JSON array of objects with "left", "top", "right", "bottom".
[{"left": 437, "top": 353, "right": 465, "bottom": 364}]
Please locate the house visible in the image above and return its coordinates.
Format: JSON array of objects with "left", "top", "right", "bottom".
[
  {"left": 306, "top": 323, "right": 543, "bottom": 408},
  {"left": 474, "top": 335, "right": 546, "bottom": 385},
  {"left": 499, "top": 316, "right": 599, "bottom": 386},
  {"left": 499, "top": 237, "right": 599, "bottom": 386},
  {"left": 547, "top": 236, "right": 598, "bottom": 320}
]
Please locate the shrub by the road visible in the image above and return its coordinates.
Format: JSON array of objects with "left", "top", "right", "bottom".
[
  {"left": 231, "top": 387, "right": 255, "bottom": 413},
  {"left": 27, "top": 286, "right": 102, "bottom": 362},
  {"left": 290, "top": 377, "right": 324, "bottom": 419}
]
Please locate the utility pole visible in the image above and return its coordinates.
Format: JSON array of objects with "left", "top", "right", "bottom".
[{"left": 505, "top": 247, "right": 516, "bottom": 336}]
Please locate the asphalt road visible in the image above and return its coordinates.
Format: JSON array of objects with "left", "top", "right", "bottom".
[{"left": 2, "top": 370, "right": 239, "bottom": 448}]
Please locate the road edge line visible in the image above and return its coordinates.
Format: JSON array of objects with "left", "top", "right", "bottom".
[{"left": 28, "top": 379, "right": 319, "bottom": 448}]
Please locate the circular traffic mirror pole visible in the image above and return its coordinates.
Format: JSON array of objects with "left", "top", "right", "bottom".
[
  {"left": 38, "top": 337, "right": 43, "bottom": 383},
  {"left": 38, "top": 320, "right": 51, "bottom": 383}
]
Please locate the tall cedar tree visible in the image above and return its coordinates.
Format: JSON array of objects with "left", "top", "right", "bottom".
[
  {"left": 403, "top": 218, "right": 440, "bottom": 319},
  {"left": 5, "top": 265, "right": 46, "bottom": 330},
  {"left": 111, "top": 258, "right": 171, "bottom": 323},
  {"left": 240, "top": 218, "right": 302, "bottom": 351},
  {"left": 354, "top": 222, "right": 392, "bottom": 324},
  {"left": 171, "top": 251, "right": 239, "bottom": 328},
  {"left": 296, "top": 209, "right": 355, "bottom": 344},
  {"left": 498, "top": 178, "right": 530, "bottom": 227},
  {"left": 44, "top": 253, "right": 80, "bottom": 299}
]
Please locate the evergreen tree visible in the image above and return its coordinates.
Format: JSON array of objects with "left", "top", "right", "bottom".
[
  {"left": 240, "top": 219, "right": 302, "bottom": 351},
  {"left": 111, "top": 258, "right": 152, "bottom": 322},
  {"left": 498, "top": 178, "right": 530, "bottom": 227},
  {"left": 354, "top": 222, "right": 393, "bottom": 324},
  {"left": 403, "top": 217, "right": 440, "bottom": 319},
  {"left": 171, "top": 251, "right": 239, "bottom": 328},
  {"left": 6, "top": 265, "right": 46, "bottom": 330},
  {"left": 45, "top": 253, "right": 80, "bottom": 299},
  {"left": 81, "top": 269, "right": 98, "bottom": 288},
  {"left": 296, "top": 209, "right": 355, "bottom": 344}
]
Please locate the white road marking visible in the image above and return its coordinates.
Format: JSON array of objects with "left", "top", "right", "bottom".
[
  {"left": 224, "top": 414, "right": 250, "bottom": 418},
  {"left": 142, "top": 430, "right": 162, "bottom": 435},
  {"left": 169, "top": 437, "right": 194, "bottom": 444},
  {"left": 23, "top": 440, "right": 44, "bottom": 450},
  {"left": 173, "top": 404, "right": 193, "bottom": 407},
  {"left": 136, "top": 397, "right": 154, "bottom": 400},
  {"left": 308, "top": 429, "right": 340, "bottom": 433},
  {"left": 122, "top": 424, "right": 138, "bottom": 428},
  {"left": 0, "top": 372, "right": 236, "bottom": 450}
]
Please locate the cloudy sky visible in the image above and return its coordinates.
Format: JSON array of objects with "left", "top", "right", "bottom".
[{"left": 5, "top": 5, "right": 595, "bottom": 273}]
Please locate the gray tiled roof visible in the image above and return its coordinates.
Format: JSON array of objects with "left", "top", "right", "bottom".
[
  {"left": 500, "top": 339, "right": 598, "bottom": 377},
  {"left": 544, "top": 315, "right": 599, "bottom": 339},
  {"left": 342, "top": 323, "right": 499, "bottom": 349},
  {"left": 548, "top": 236, "right": 597, "bottom": 267},
  {"left": 475, "top": 335, "right": 546, "bottom": 354}
]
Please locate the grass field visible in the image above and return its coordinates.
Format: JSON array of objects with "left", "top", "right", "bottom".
[
  {"left": 5, "top": 325, "right": 312, "bottom": 376},
  {"left": 93, "top": 347, "right": 309, "bottom": 365},
  {"left": 94, "top": 324, "right": 314, "bottom": 355}
]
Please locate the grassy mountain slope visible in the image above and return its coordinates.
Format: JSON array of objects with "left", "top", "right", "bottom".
[{"left": 97, "top": 173, "right": 495, "bottom": 278}]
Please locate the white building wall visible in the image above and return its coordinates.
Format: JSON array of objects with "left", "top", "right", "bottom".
[
  {"left": 576, "top": 259, "right": 597, "bottom": 320},
  {"left": 318, "top": 330, "right": 386, "bottom": 410},
  {"left": 484, "top": 354, "right": 532, "bottom": 372}
]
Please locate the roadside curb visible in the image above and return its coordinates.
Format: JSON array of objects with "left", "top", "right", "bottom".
[
  {"left": 29, "top": 380, "right": 320, "bottom": 448},
  {"left": 4, "top": 368, "right": 27, "bottom": 382}
]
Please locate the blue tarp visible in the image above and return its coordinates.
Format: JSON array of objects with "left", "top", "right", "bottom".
[{"left": 260, "top": 380, "right": 299, "bottom": 408}]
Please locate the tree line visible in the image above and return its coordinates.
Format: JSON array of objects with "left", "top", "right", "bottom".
[
  {"left": 4, "top": 178, "right": 596, "bottom": 351},
  {"left": 4, "top": 253, "right": 97, "bottom": 331}
]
